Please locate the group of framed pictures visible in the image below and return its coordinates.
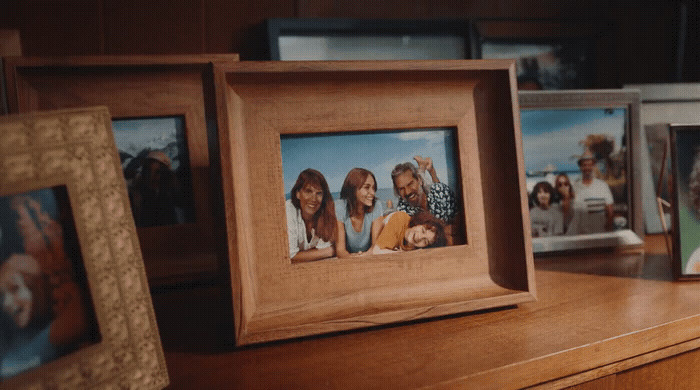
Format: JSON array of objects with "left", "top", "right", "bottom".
[
  {"left": 1, "top": 27, "right": 699, "bottom": 385},
  {"left": 257, "top": 17, "right": 605, "bottom": 91}
]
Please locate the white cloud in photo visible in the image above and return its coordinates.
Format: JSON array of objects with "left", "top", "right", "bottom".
[{"left": 522, "top": 115, "right": 626, "bottom": 173}]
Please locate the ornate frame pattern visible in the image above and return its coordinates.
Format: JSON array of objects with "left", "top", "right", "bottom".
[{"left": 0, "top": 107, "right": 167, "bottom": 389}]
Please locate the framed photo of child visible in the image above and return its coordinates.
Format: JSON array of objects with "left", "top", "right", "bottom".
[{"left": 0, "top": 107, "right": 167, "bottom": 389}]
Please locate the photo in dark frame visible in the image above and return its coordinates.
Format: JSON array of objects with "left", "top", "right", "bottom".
[
  {"left": 471, "top": 19, "right": 598, "bottom": 90},
  {"left": 112, "top": 116, "right": 195, "bottom": 227},
  {"left": 257, "top": 18, "right": 472, "bottom": 61}
]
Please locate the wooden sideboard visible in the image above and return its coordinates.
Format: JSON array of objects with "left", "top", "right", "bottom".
[{"left": 152, "top": 235, "right": 700, "bottom": 389}]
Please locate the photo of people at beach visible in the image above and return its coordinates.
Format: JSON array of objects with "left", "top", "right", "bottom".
[
  {"left": 0, "top": 187, "right": 99, "bottom": 381},
  {"left": 521, "top": 107, "right": 630, "bottom": 240},
  {"left": 280, "top": 128, "right": 463, "bottom": 263}
]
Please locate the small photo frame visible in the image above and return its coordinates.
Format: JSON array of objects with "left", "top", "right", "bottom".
[
  {"left": 0, "top": 107, "right": 167, "bottom": 389},
  {"left": 258, "top": 18, "right": 472, "bottom": 60},
  {"left": 471, "top": 19, "right": 599, "bottom": 90},
  {"left": 519, "top": 90, "right": 644, "bottom": 254},
  {"left": 3, "top": 54, "right": 239, "bottom": 285},
  {"left": 623, "top": 83, "right": 700, "bottom": 233},
  {"left": 215, "top": 60, "right": 536, "bottom": 345},
  {"left": 670, "top": 125, "right": 700, "bottom": 280}
]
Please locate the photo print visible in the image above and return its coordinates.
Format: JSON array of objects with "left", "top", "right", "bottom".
[
  {"left": 112, "top": 117, "right": 195, "bottom": 228},
  {"left": 280, "top": 127, "right": 463, "bottom": 262},
  {"left": 521, "top": 107, "right": 640, "bottom": 251},
  {"left": 0, "top": 187, "right": 99, "bottom": 381}
]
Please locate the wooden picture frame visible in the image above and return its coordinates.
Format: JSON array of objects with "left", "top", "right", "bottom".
[
  {"left": 670, "top": 124, "right": 700, "bottom": 280},
  {"left": 471, "top": 19, "right": 600, "bottom": 90},
  {"left": 0, "top": 107, "right": 167, "bottom": 389},
  {"left": 257, "top": 18, "right": 472, "bottom": 61},
  {"left": 0, "top": 30, "right": 22, "bottom": 115},
  {"left": 623, "top": 83, "right": 700, "bottom": 233},
  {"left": 3, "top": 54, "right": 239, "bottom": 285},
  {"left": 519, "top": 89, "right": 644, "bottom": 254},
  {"left": 215, "top": 60, "right": 536, "bottom": 345}
]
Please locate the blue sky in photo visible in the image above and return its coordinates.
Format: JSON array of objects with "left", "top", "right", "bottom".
[
  {"left": 521, "top": 108, "right": 627, "bottom": 174},
  {"left": 281, "top": 128, "right": 458, "bottom": 196},
  {"left": 111, "top": 117, "right": 185, "bottom": 171}
]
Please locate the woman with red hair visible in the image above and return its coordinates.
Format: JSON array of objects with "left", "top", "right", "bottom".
[{"left": 286, "top": 169, "right": 338, "bottom": 263}]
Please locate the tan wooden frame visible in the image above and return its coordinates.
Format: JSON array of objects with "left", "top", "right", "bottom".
[
  {"left": 3, "top": 54, "right": 239, "bottom": 285},
  {"left": 0, "top": 107, "right": 167, "bottom": 389},
  {"left": 215, "top": 60, "right": 536, "bottom": 345},
  {"left": 519, "top": 89, "right": 644, "bottom": 254}
]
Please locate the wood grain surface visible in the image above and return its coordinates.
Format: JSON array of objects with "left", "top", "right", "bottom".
[{"left": 154, "top": 235, "right": 700, "bottom": 389}]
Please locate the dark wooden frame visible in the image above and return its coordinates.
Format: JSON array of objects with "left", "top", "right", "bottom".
[
  {"left": 3, "top": 54, "right": 239, "bottom": 286},
  {"left": 471, "top": 18, "right": 601, "bottom": 90},
  {"left": 670, "top": 124, "right": 700, "bottom": 280},
  {"left": 257, "top": 18, "right": 473, "bottom": 61}
]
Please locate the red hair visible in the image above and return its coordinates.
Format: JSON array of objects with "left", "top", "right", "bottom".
[{"left": 291, "top": 169, "right": 337, "bottom": 243}]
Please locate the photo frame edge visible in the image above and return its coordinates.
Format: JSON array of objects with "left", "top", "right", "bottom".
[
  {"left": 215, "top": 60, "right": 535, "bottom": 345},
  {"left": 0, "top": 106, "right": 168, "bottom": 389},
  {"left": 518, "top": 89, "right": 645, "bottom": 254}
]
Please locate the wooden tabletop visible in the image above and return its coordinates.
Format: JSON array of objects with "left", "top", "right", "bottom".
[{"left": 153, "top": 235, "right": 700, "bottom": 389}]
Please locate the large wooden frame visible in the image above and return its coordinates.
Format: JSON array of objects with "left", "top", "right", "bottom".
[
  {"left": 519, "top": 89, "right": 644, "bottom": 254},
  {"left": 3, "top": 54, "right": 239, "bottom": 285},
  {"left": 0, "top": 107, "right": 167, "bottom": 389},
  {"left": 215, "top": 60, "right": 536, "bottom": 345}
]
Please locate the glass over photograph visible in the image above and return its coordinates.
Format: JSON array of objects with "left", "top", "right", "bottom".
[
  {"left": 112, "top": 117, "right": 195, "bottom": 228},
  {"left": 280, "top": 128, "right": 463, "bottom": 263},
  {"left": 521, "top": 107, "right": 636, "bottom": 250},
  {"left": 278, "top": 35, "right": 467, "bottom": 60},
  {"left": 0, "top": 187, "right": 99, "bottom": 381},
  {"left": 672, "top": 129, "right": 700, "bottom": 275}
]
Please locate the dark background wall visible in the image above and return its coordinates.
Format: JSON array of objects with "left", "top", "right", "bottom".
[{"left": 1, "top": 0, "right": 696, "bottom": 85}]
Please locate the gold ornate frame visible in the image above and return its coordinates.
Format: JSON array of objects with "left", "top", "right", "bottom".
[
  {"left": 215, "top": 60, "right": 536, "bottom": 345},
  {"left": 0, "top": 107, "right": 167, "bottom": 389}
]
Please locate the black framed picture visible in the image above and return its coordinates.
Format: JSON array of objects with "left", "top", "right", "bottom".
[
  {"left": 257, "top": 18, "right": 472, "bottom": 61},
  {"left": 471, "top": 19, "right": 599, "bottom": 90}
]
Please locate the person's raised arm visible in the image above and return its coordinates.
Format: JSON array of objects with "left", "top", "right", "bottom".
[{"left": 425, "top": 157, "right": 440, "bottom": 183}]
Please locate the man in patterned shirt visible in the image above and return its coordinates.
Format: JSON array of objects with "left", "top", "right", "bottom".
[{"left": 390, "top": 161, "right": 459, "bottom": 244}]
